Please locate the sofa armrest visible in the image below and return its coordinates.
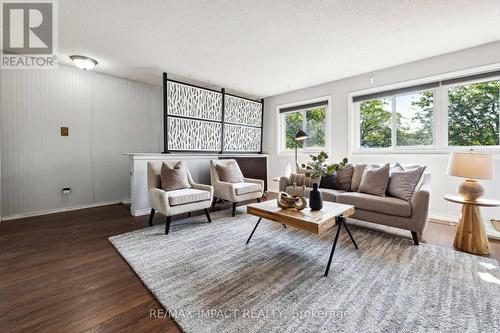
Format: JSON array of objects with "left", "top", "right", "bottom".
[
  {"left": 279, "top": 176, "right": 289, "bottom": 192},
  {"left": 149, "top": 188, "right": 170, "bottom": 214},
  {"left": 191, "top": 182, "right": 214, "bottom": 198},
  {"left": 410, "top": 179, "right": 431, "bottom": 234}
]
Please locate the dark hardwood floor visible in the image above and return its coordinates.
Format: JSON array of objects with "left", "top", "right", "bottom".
[{"left": 1, "top": 194, "right": 498, "bottom": 332}]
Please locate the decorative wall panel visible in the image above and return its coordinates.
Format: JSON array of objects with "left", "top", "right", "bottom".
[
  {"left": 168, "top": 118, "right": 221, "bottom": 151},
  {"left": 164, "top": 75, "right": 262, "bottom": 153},
  {"left": 167, "top": 81, "right": 222, "bottom": 121},
  {"left": 224, "top": 95, "right": 262, "bottom": 126},
  {"left": 223, "top": 124, "right": 261, "bottom": 152}
]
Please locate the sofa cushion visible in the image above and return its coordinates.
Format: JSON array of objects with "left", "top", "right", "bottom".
[
  {"left": 358, "top": 163, "right": 390, "bottom": 196},
  {"left": 233, "top": 182, "right": 262, "bottom": 195},
  {"left": 319, "top": 173, "right": 339, "bottom": 190},
  {"left": 161, "top": 161, "right": 191, "bottom": 191},
  {"left": 388, "top": 166, "right": 426, "bottom": 201},
  {"left": 216, "top": 160, "right": 244, "bottom": 183},
  {"left": 336, "top": 164, "right": 354, "bottom": 192},
  {"left": 168, "top": 188, "right": 210, "bottom": 206},
  {"left": 285, "top": 186, "right": 344, "bottom": 202},
  {"left": 320, "top": 188, "right": 345, "bottom": 202},
  {"left": 336, "top": 192, "right": 412, "bottom": 218}
]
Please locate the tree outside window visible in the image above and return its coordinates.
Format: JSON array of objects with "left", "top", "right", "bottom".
[{"left": 283, "top": 106, "right": 327, "bottom": 150}]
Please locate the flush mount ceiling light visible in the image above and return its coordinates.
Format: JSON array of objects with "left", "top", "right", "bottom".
[{"left": 69, "top": 55, "right": 98, "bottom": 70}]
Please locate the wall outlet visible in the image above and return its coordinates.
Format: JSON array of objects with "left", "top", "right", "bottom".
[
  {"left": 61, "top": 127, "right": 69, "bottom": 136},
  {"left": 62, "top": 187, "right": 71, "bottom": 194}
]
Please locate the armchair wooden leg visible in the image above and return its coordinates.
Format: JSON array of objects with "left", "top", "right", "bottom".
[
  {"left": 232, "top": 202, "right": 237, "bottom": 217},
  {"left": 188, "top": 212, "right": 192, "bottom": 218},
  {"left": 165, "top": 216, "right": 172, "bottom": 235},
  {"left": 148, "top": 208, "right": 155, "bottom": 227},
  {"left": 411, "top": 231, "right": 419, "bottom": 245},
  {"left": 210, "top": 197, "right": 217, "bottom": 212},
  {"left": 204, "top": 208, "right": 212, "bottom": 223},
  {"left": 256, "top": 198, "right": 261, "bottom": 203}
]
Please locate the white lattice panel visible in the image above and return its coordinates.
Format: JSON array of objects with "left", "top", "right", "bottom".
[
  {"left": 224, "top": 95, "right": 262, "bottom": 126},
  {"left": 168, "top": 118, "right": 221, "bottom": 151},
  {"left": 167, "top": 81, "right": 222, "bottom": 121},
  {"left": 223, "top": 124, "right": 261, "bottom": 152}
]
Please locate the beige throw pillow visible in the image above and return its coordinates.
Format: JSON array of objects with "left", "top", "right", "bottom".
[
  {"left": 216, "top": 161, "right": 244, "bottom": 183},
  {"left": 387, "top": 166, "right": 426, "bottom": 201},
  {"left": 351, "top": 164, "right": 367, "bottom": 192},
  {"left": 161, "top": 161, "right": 191, "bottom": 191},
  {"left": 336, "top": 164, "right": 354, "bottom": 192},
  {"left": 358, "top": 163, "right": 390, "bottom": 197}
]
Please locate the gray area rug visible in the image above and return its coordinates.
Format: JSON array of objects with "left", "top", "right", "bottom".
[{"left": 110, "top": 208, "right": 500, "bottom": 332}]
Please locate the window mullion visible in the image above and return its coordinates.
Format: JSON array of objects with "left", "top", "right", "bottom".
[{"left": 391, "top": 96, "right": 397, "bottom": 149}]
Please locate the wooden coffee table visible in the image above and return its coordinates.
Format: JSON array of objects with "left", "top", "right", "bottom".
[{"left": 246, "top": 200, "right": 356, "bottom": 277}]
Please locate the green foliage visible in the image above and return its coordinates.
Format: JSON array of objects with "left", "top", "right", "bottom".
[
  {"left": 300, "top": 151, "right": 348, "bottom": 179},
  {"left": 448, "top": 81, "right": 499, "bottom": 146},
  {"left": 284, "top": 107, "right": 326, "bottom": 149},
  {"left": 360, "top": 81, "right": 500, "bottom": 148},
  {"left": 397, "top": 91, "right": 434, "bottom": 146},
  {"left": 360, "top": 99, "right": 392, "bottom": 148}
]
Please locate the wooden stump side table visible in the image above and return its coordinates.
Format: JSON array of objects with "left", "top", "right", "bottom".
[{"left": 444, "top": 195, "right": 500, "bottom": 255}]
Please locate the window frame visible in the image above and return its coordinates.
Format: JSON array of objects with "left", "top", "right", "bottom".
[
  {"left": 276, "top": 96, "right": 332, "bottom": 156},
  {"left": 349, "top": 67, "right": 500, "bottom": 155}
]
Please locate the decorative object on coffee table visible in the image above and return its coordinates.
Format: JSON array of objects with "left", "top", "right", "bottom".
[
  {"left": 444, "top": 195, "right": 500, "bottom": 255},
  {"left": 447, "top": 150, "right": 493, "bottom": 201},
  {"left": 277, "top": 192, "right": 307, "bottom": 210},
  {"left": 309, "top": 183, "right": 323, "bottom": 210},
  {"left": 294, "top": 129, "right": 308, "bottom": 172},
  {"left": 246, "top": 200, "right": 356, "bottom": 276}
]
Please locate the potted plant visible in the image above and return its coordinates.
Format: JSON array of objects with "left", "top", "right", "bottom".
[{"left": 300, "top": 151, "right": 348, "bottom": 210}]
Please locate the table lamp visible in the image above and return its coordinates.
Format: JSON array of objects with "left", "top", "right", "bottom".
[
  {"left": 294, "top": 129, "right": 308, "bottom": 172},
  {"left": 447, "top": 150, "right": 493, "bottom": 201}
]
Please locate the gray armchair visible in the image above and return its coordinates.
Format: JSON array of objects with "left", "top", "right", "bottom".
[
  {"left": 210, "top": 159, "right": 264, "bottom": 216},
  {"left": 147, "top": 161, "right": 214, "bottom": 234}
]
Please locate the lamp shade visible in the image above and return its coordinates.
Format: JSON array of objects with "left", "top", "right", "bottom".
[
  {"left": 447, "top": 151, "right": 493, "bottom": 180},
  {"left": 295, "top": 129, "right": 308, "bottom": 141}
]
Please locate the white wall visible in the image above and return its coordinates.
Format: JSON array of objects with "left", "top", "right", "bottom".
[
  {"left": 0, "top": 65, "right": 162, "bottom": 219},
  {"left": 263, "top": 41, "right": 500, "bottom": 222}
]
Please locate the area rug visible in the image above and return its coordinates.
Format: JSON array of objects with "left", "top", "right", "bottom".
[{"left": 109, "top": 208, "right": 500, "bottom": 333}]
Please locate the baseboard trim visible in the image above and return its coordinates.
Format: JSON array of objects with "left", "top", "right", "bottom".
[
  {"left": 131, "top": 208, "right": 151, "bottom": 217},
  {"left": 428, "top": 214, "right": 458, "bottom": 226},
  {"left": 1, "top": 199, "right": 131, "bottom": 222}
]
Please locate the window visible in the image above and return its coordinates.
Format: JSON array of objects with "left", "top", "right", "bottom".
[
  {"left": 448, "top": 80, "right": 499, "bottom": 146},
  {"left": 359, "top": 91, "right": 434, "bottom": 149},
  {"left": 279, "top": 100, "right": 328, "bottom": 152},
  {"left": 353, "top": 70, "right": 500, "bottom": 152}
]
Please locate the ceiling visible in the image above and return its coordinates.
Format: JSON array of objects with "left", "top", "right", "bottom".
[{"left": 58, "top": 0, "right": 500, "bottom": 98}]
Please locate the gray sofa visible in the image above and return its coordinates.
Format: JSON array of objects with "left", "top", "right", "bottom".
[{"left": 279, "top": 164, "right": 431, "bottom": 244}]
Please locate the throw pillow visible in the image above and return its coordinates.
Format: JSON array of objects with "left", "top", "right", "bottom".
[
  {"left": 358, "top": 163, "right": 390, "bottom": 196},
  {"left": 336, "top": 164, "right": 354, "bottom": 192},
  {"left": 161, "top": 161, "right": 191, "bottom": 191},
  {"left": 390, "top": 162, "right": 404, "bottom": 175},
  {"left": 351, "top": 164, "right": 367, "bottom": 191},
  {"left": 289, "top": 173, "right": 317, "bottom": 187},
  {"left": 387, "top": 166, "right": 426, "bottom": 201},
  {"left": 319, "top": 173, "right": 340, "bottom": 190},
  {"left": 216, "top": 161, "right": 244, "bottom": 183}
]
